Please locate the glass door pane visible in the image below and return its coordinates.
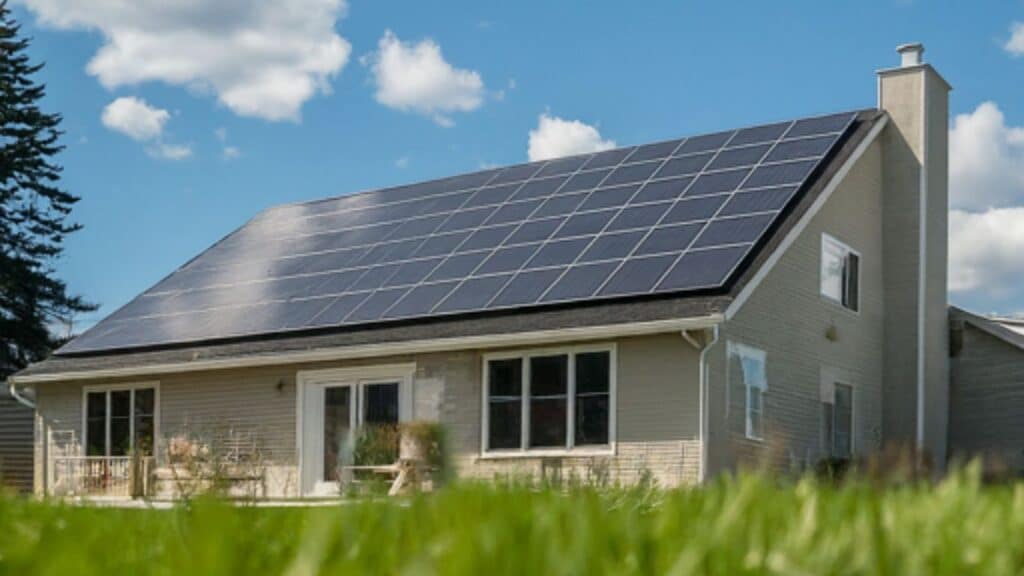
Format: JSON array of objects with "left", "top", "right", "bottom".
[
  {"left": 363, "top": 382, "right": 399, "bottom": 425},
  {"left": 323, "top": 386, "right": 352, "bottom": 482},
  {"left": 86, "top": 392, "right": 107, "bottom": 456},
  {"left": 109, "top": 390, "right": 131, "bottom": 456},
  {"left": 134, "top": 388, "right": 156, "bottom": 456}
]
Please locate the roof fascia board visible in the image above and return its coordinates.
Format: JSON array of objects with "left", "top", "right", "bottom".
[
  {"left": 13, "top": 314, "right": 724, "bottom": 384},
  {"left": 724, "top": 114, "right": 889, "bottom": 321},
  {"left": 952, "top": 307, "right": 1024, "bottom": 353}
]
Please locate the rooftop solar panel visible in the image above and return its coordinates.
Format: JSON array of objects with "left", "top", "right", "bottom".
[{"left": 61, "top": 110, "right": 862, "bottom": 354}]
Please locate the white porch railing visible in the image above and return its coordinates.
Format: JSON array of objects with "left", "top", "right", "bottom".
[{"left": 52, "top": 456, "right": 151, "bottom": 498}]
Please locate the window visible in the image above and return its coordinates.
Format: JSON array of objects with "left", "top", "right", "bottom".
[
  {"left": 529, "top": 355, "right": 568, "bottom": 448},
  {"left": 84, "top": 385, "right": 157, "bottom": 457},
  {"left": 822, "top": 383, "right": 853, "bottom": 458},
  {"left": 729, "top": 343, "right": 767, "bottom": 441},
  {"left": 484, "top": 347, "right": 614, "bottom": 453},
  {"left": 363, "top": 382, "right": 399, "bottom": 425},
  {"left": 821, "top": 234, "right": 860, "bottom": 312},
  {"left": 487, "top": 359, "right": 523, "bottom": 450},
  {"left": 575, "top": 352, "right": 611, "bottom": 446}
]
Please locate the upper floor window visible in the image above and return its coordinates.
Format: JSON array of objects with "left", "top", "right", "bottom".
[
  {"left": 821, "top": 234, "right": 860, "bottom": 312},
  {"left": 484, "top": 346, "right": 614, "bottom": 454},
  {"left": 728, "top": 342, "right": 767, "bottom": 441}
]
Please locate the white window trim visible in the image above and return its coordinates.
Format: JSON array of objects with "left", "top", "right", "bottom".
[
  {"left": 823, "top": 382, "right": 856, "bottom": 458},
  {"left": 480, "top": 343, "right": 617, "bottom": 459},
  {"left": 820, "top": 233, "right": 861, "bottom": 314},
  {"left": 728, "top": 342, "right": 767, "bottom": 442},
  {"left": 81, "top": 381, "right": 161, "bottom": 458}
]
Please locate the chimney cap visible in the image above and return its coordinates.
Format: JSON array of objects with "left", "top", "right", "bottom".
[{"left": 897, "top": 43, "right": 924, "bottom": 67}]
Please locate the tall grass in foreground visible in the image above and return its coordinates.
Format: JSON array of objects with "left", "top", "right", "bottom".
[{"left": 2, "top": 468, "right": 1023, "bottom": 575}]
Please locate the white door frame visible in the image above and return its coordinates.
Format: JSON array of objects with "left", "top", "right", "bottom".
[{"left": 295, "top": 363, "right": 415, "bottom": 496}]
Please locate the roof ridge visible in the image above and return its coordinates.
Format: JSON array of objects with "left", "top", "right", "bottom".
[{"left": 261, "top": 107, "right": 873, "bottom": 215}]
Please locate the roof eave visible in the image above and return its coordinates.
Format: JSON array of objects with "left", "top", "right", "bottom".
[
  {"left": 11, "top": 313, "right": 724, "bottom": 385},
  {"left": 951, "top": 306, "right": 1024, "bottom": 353}
]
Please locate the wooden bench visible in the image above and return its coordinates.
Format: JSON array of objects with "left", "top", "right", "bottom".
[{"left": 339, "top": 461, "right": 436, "bottom": 496}]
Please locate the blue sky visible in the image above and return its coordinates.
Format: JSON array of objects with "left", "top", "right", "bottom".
[{"left": 10, "top": 0, "right": 1024, "bottom": 329}]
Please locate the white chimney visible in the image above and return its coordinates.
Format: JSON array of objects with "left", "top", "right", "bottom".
[
  {"left": 897, "top": 42, "right": 924, "bottom": 67},
  {"left": 876, "top": 43, "right": 951, "bottom": 468}
]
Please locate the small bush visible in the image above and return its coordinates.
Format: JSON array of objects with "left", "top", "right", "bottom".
[{"left": 352, "top": 424, "right": 400, "bottom": 467}]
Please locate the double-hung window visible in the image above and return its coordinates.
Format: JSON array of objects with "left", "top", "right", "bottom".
[
  {"left": 84, "top": 384, "right": 157, "bottom": 457},
  {"left": 821, "top": 234, "right": 860, "bottom": 312},
  {"left": 822, "top": 383, "right": 854, "bottom": 458},
  {"left": 484, "top": 346, "right": 614, "bottom": 454},
  {"left": 728, "top": 343, "right": 767, "bottom": 441}
]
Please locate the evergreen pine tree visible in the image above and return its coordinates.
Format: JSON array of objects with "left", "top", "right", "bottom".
[{"left": 0, "top": 1, "right": 93, "bottom": 376}]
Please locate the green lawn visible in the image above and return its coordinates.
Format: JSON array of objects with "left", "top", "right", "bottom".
[{"left": 2, "top": 469, "right": 1022, "bottom": 575}]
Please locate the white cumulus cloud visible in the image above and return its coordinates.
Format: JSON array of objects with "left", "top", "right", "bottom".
[
  {"left": 17, "top": 0, "right": 352, "bottom": 121},
  {"left": 950, "top": 102, "right": 1024, "bottom": 211},
  {"left": 949, "top": 101, "right": 1024, "bottom": 311},
  {"left": 101, "top": 96, "right": 168, "bottom": 141},
  {"left": 148, "top": 142, "right": 193, "bottom": 161},
  {"left": 950, "top": 208, "right": 1024, "bottom": 295},
  {"left": 101, "top": 96, "right": 190, "bottom": 160},
  {"left": 1006, "top": 22, "right": 1024, "bottom": 57},
  {"left": 527, "top": 113, "right": 615, "bottom": 162},
  {"left": 365, "top": 30, "right": 484, "bottom": 126}
]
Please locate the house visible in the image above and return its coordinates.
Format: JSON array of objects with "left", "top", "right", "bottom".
[
  {"left": 0, "top": 385, "right": 33, "bottom": 492},
  {"left": 948, "top": 307, "right": 1024, "bottom": 473},
  {"left": 9, "top": 44, "right": 952, "bottom": 499}
]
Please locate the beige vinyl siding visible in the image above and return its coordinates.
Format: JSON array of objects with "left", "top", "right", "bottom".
[
  {"left": 32, "top": 380, "right": 81, "bottom": 494},
  {"left": 33, "top": 332, "right": 702, "bottom": 496},
  {"left": 706, "top": 138, "right": 886, "bottom": 476},
  {"left": 949, "top": 323, "right": 1024, "bottom": 472},
  {"left": 0, "top": 388, "right": 33, "bottom": 492}
]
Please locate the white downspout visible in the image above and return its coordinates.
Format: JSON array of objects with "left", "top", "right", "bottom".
[
  {"left": 7, "top": 379, "right": 35, "bottom": 410},
  {"left": 915, "top": 69, "right": 929, "bottom": 452},
  {"left": 697, "top": 325, "right": 720, "bottom": 484}
]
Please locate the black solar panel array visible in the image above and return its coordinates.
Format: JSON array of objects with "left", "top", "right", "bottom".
[{"left": 62, "top": 111, "right": 859, "bottom": 353}]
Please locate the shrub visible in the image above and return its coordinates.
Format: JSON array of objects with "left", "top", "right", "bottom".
[{"left": 352, "top": 424, "right": 400, "bottom": 467}]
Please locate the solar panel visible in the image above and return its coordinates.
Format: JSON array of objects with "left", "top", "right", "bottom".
[{"left": 62, "top": 111, "right": 861, "bottom": 353}]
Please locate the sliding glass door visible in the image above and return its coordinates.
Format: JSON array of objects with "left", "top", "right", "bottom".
[{"left": 299, "top": 368, "right": 410, "bottom": 496}]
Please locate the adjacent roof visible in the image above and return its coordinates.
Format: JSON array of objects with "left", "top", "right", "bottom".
[
  {"left": 16, "top": 108, "right": 884, "bottom": 379},
  {"left": 951, "top": 306, "right": 1024, "bottom": 352}
]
